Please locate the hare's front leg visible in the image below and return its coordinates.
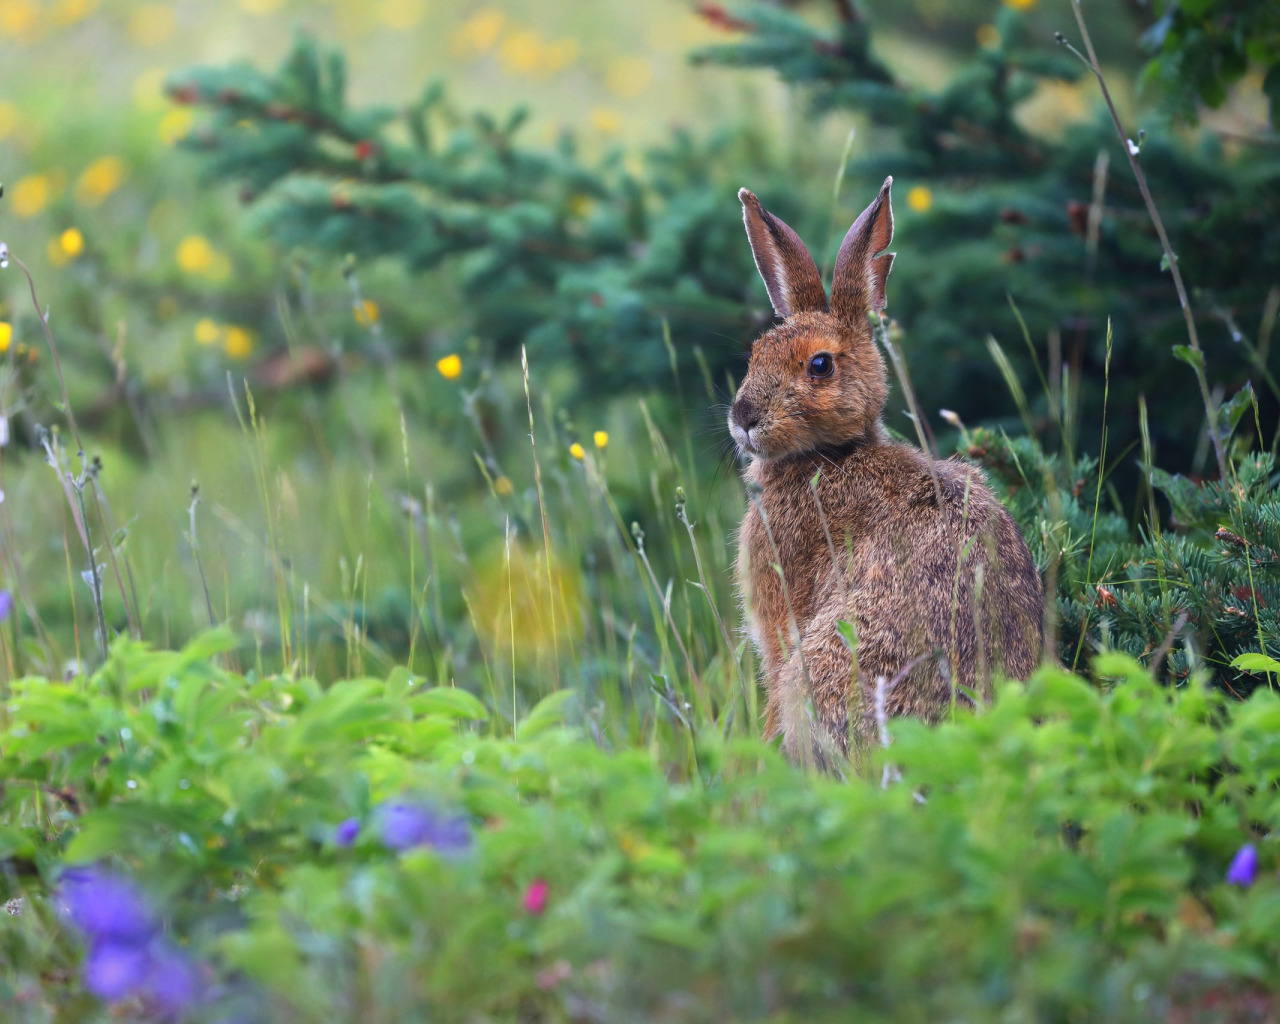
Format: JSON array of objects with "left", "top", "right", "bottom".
[{"left": 772, "top": 608, "right": 863, "bottom": 768}]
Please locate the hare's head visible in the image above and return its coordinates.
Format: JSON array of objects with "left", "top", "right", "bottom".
[{"left": 729, "top": 178, "right": 895, "bottom": 460}]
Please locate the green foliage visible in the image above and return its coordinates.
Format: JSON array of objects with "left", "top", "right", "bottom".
[
  {"left": 165, "top": 36, "right": 775, "bottom": 392},
  {"left": 3, "top": 637, "right": 1280, "bottom": 1021},
  {"left": 692, "top": 1, "right": 1280, "bottom": 475},
  {"left": 1141, "top": 0, "right": 1280, "bottom": 124},
  {"left": 965, "top": 426, "right": 1280, "bottom": 694}
]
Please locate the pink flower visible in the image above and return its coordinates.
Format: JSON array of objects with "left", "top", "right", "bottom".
[{"left": 522, "top": 879, "right": 549, "bottom": 915}]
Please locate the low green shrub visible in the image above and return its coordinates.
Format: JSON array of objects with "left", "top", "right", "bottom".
[{"left": 2, "top": 636, "right": 1278, "bottom": 1022}]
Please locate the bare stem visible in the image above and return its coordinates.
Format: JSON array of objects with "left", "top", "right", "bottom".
[{"left": 1059, "top": 5, "right": 1228, "bottom": 481}]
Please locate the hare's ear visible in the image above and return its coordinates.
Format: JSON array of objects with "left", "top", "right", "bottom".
[
  {"left": 830, "top": 176, "right": 895, "bottom": 322},
  {"left": 739, "top": 188, "right": 828, "bottom": 318}
]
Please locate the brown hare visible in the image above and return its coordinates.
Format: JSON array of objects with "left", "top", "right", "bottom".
[{"left": 731, "top": 177, "right": 1043, "bottom": 763}]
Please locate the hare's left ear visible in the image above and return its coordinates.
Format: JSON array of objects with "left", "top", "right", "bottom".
[
  {"left": 830, "top": 176, "right": 895, "bottom": 322},
  {"left": 739, "top": 188, "right": 828, "bottom": 318}
]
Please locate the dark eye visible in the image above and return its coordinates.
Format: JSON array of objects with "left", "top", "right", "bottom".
[{"left": 808, "top": 352, "right": 834, "bottom": 378}]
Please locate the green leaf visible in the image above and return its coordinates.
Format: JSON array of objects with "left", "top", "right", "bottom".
[
  {"left": 517, "top": 688, "right": 577, "bottom": 737},
  {"left": 1216, "top": 381, "right": 1255, "bottom": 440},
  {"left": 1171, "top": 344, "right": 1204, "bottom": 372},
  {"left": 412, "top": 686, "right": 489, "bottom": 721},
  {"left": 1231, "top": 652, "right": 1280, "bottom": 675}
]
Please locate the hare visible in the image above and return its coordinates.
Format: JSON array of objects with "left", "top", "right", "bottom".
[{"left": 731, "top": 178, "right": 1043, "bottom": 763}]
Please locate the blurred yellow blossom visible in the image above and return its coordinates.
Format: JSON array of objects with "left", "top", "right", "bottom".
[
  {"left": 159, "top": 107, "right": 194, "bottom": 144},
  {"left": 0, "top": 323, "right": 11, "bottom": 353},
  {"left": 499, "top": 31, "right": 543, "bottom": 75},
  {"left": 976, "top": 24, "right": 1000, "bottom": 48},
  {"left": 239, "top": 0, "right": 285, "bottom": 13},
  {"left": 436, "top": 353, "right": 462, "bottom": 379},
  {"left": 127, "top": 3, "right": 174, "bottom": 47},
  {"left": 354, "top": 299, "right": 380, "bottom": 325},
  {"left": 0, "top": 0, "right": 37, "bottom": 38},
  {"left": 1003, "top": 0, "right": 1036, "bottom": 7},
  {"left": 0, "top": 101, "right": 18, "bottom": 140},
  {"left": 542, "top": 38, "right": 579, "bottom": 73},
  {"left": 593, "top": 431, "right": 608, "bottom": 449},
  {"left": 906, "top": 186, "right": 933, "bottom": 213},
  {"left": 590, "top": 107, "right": 622, "bottom": 135},
  {"left": 606, "top": 56, "right": 653, "bottom": 100},
  {"left": 567, "top": 193, "right": 595, "bottom": 218},
  {"left": 12, "top": 174, "right": 50, "bottom": 217},
  {"left": 223, "top": 326, "right": 253, "bottom": 359},
  {"left": 378, "top": 0, "right": 424, "bottom": 30},
  {"left": 569, "top": 442, "right": 585, "bottom": 460},
  {"left": 74, "top": 156, "right": 126, "bottom": 206},
  {"left": 455, "top": 9, "right": 503, "bottom": 54},
  {"left": 195, "top": 318, "right": 221, "bottom": 345},
  {"left": 177, "top": 235, "right": 215, "bottom": 274},
  {"left": 59, "top": 228, "right": 84, "bottom": 257},
  {"left": 494, "top": 475, "right": 514, "bottom": 496},
  {"left": 53, "top": 0, "right": 97, "bottom": 26}
]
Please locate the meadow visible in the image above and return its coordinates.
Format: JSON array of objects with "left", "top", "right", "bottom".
[{"left": 1, "top": 0, "right": 1279, "bottom": 1020}]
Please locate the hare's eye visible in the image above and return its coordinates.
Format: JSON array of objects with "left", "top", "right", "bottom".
[{"left": 808, "top": 352, "right": 834, "bottom": 378}]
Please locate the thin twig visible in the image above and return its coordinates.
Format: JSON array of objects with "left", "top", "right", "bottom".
[{"left": 1058, "top": 7, "right": 1228, "bottom": 481}]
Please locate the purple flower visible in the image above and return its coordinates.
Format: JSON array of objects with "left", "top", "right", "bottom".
[
  {"left": 145, "top": 942, "right": 201, "bottom": 1014},
  {"left": 59, "top": 866, "right": 157, "bottom": 943},
  {"left": 0, "top": 590, "right": 13, "bottom": 622},
  {"left": 335, "top": 817, "right": 361, "bottom": 847},
  {"left": 377, "top": 800, "right": 471, "bottom": 855},
  {"left": 1226, "top": 843, "right": 1259, "bottom": 887},
  {"left": 84, "top": 942, "right": 150, "bottom": 1001}
]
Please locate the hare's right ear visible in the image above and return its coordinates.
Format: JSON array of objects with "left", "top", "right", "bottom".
[{"left": 739, "top": 188, "right": 828, "bottom": 318}]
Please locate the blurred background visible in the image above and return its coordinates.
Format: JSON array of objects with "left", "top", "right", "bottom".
[{"left": 0, "top": 0, "right": 1276, "bottom": 694}]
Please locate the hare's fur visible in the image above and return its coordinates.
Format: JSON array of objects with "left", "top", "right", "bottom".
[{"left": 732, "top": 180, "right": 1043, "bottom": 760}]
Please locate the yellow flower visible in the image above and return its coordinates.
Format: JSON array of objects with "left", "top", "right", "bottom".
[
  {"left": 159, "top": 107, "right": 194, "bottom": 145},
  {"left": 542, "top": 38, "right": 579, "bottom": 73},
  {"left": 606, "top": 56, "right": 653, "bottom": 100},
  {"left": 0, "top": 0, "right": 37, "bottom": 38},
  {"left": 1003, "top": 0, "right": 1036, "bottom": 8},
  {"left": 976, "top": 24, "right": 1000, "bottom": 49},
  {"left": 906, "top": 186, "right": 933, "bottom": 213},
  {"left": 223, "top": 326, "right": 253, "bottom": 360},
  {"left": 354, "top": 299, "right": 380, "bottom": 325},
  {"left": 11, "top": 173, "right": 50, "bottom": 218},
  {"left": 593, "top": 430, "right": 609, "bottom": 449},
  {"left": 127, "top": 3, "right": 174, "bottom": 47},
  {"left": 59, "top": 228, "right": 84, "bottom": 258},
  {"left": 590, "top": 107, "right": 622, "bottom": 135},
  {"left": 436, "top": 353, "right": 462, "bottom": 379},
  {"left": 177, "top": 235, "right": 215, "bottom": 274},
  {"left": 194, "top": 318, "right": 221, "bottom": 345},
  {"left": 499, "top": 31, "right": 543, "bottom": 75},
  {"left": 74, "top": 156, "right": 126, "bottom": 206},
  {"left": 0, "top": 100, "right": 18, "bottom": 140},
  {"left": 0, "top": 322, "right": 11, "bottom": 353},
  {"left": 456, "top": 9, "right": 503, "bottom": 54},
  {"left": 569, "top": 442, "right": 585, "bottom": 460},
  {"left": 494, "top": 475, "right": 514, "bottom": 496},
  {"left": 52, "top": 0, "right": 97, "bottom": 26},
  {"left": 567, "top": 193, "right": 595, "bottom": 218}
]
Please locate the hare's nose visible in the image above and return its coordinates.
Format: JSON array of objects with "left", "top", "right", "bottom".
[{"left": 730, "top": 398, "right": 761, "bottom": 432}]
